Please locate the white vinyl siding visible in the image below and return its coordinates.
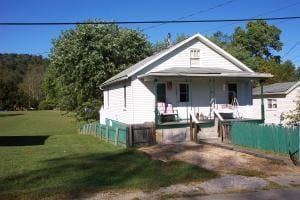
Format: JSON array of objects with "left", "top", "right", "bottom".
[
  {"left": 131, "top": 78, "right": 155, "bottom": 124},
  {"left": 138, "top": 38, "right": 242, "bottom": 75},
  {"left": 100, "top": 82, "right": 133, "bottom": 124}
]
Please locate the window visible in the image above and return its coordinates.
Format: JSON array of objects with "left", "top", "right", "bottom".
[
  {"left": 157, "top": 83, "right": 166, "bottom": 102},
  {"left": 267, "top": 99, "right": 277, "bottom": 109},
  {"left": 190, "top": 49, "right": 200, "bottom": 66},
  {"left": 179, "top": 83, "right": 189, "bottom": 102},
  {"left": 123, "top": 85, "right": 127, "bottom": 109},
  {"left": 228, "top": 83, "right": 237, "bottom": 104}
]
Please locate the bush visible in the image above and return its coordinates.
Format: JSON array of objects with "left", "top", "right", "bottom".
[{"left": 76, "top": 100, "right": 100, "bottom": 122}]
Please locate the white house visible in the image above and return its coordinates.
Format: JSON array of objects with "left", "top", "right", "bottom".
[
  {"left": 99, "top": 33, "right": 272, "bottom": 137},
  {"left": 253, "top": 81, "right": 300, "bottom": 124}
]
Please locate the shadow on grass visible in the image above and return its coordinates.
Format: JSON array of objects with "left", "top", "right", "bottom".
[
  {"left": 0, "top": 113, "right": 24, "bottom": 118},
  {"left": 0, "top": 136, "right": 50, "bottom": 146},
  {"left": 0, "top": 149, "right": 217, "bottom": 200}
]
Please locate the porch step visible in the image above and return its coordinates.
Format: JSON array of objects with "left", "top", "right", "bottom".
[{"left": 198, "top": 126, "right": 218, "bottom": 139}]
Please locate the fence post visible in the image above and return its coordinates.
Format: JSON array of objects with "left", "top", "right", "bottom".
[
  {"left": 127, "top": 125, "right": 133, "bottom": 147},
  {"left": 189, "top": 116, "right": 193, "bottom": 141},
  {"left": 152, "top": 122, "right": 156, "bottom": 144},
  {"left": 115, "top": 128, "right": 119, "bottom": 145},
  {"left": 106, "top": 126, "right": 109, "bottom": 143}
]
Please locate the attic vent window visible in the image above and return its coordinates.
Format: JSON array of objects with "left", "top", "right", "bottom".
[{"left": 190, "top": 49, "right": 200, "bottom": 67}]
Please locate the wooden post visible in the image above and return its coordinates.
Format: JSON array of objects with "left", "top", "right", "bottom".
[
  {"left": 151, "top": 122, "right": 156, "bottom": 144},
  {"left": 127, "top": 125, "right": 133, "bottom": 147},
  {"left": 189, "top": 115, "right": 193, "bottom": 141},
  {"left": 193, "top": 123, "right": 198, "bottom": 143},
  {"left": 115, "top": 128, "right": 119, "bottom": 145},
  {"left": 106, "top": 126, "right": 109, "bottom": 143}
]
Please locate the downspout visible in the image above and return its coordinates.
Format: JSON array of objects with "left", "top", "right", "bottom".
[{"left": 259, "top": 79, "right": 265, "bottom": 123}]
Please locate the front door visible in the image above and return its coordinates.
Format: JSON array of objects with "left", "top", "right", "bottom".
[
  {"left": 228, "top": 83, "right": 237, "bottom": 104},
  {"left": 157, "top": 83, "right": 166, "bottom": 102}
]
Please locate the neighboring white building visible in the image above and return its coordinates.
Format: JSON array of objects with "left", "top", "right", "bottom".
[
  {"left": 253, "top": 81, "right": 300, "bottom": 124},
  {"left": 99, "top": 33, "right": 272, "bottom": 128}
]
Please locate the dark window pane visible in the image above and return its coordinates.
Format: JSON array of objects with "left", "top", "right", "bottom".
[
  {"left": 157, "top": 83, "right": 166, "bottom": 102},
  {"left": 179, "top": 84, "right": 189, "bottom": 102}
]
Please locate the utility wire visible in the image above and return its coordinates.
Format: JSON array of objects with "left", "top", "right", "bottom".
[
  {"left": 282, "top": 41, "right": 300, "bottom": 59},
  {"left": 142, "top": 0, "right": 237, "bottom": 31},
  {"left": 202, "top": 1, "right": 300, "bottom": 33},
  {"left": 1, "top": 16, "right": 300, "bottom": 26}
]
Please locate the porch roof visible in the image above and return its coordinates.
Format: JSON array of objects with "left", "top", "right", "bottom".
[{"left": 138, "top": 67, "right": 272, "bottom": 80}]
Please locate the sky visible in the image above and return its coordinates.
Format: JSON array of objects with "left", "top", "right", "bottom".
[{"left": 1, "top": 0, "right": 300, "bottom": 66}]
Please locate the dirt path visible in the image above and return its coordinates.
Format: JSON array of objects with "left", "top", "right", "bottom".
[
  {"left": 84, "top": 143, "right": 300, "bottom": 200},
  {"left": 139, "top": 143, "right": 300, "bottom": 176}
]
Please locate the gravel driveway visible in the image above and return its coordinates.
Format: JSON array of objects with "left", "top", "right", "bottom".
[
  {"left": 84, "top": 143, "right": 300, "bottom": 200},
  {"left": 139, "top": 143, "right": 300, "bottom": 176}
]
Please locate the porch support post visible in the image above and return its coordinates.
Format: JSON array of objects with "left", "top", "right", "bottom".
[
  {"left": 259, "top": 79, "right": 265, "bottom": 123},
  {"left": 209, "top": 79, "right": 212, "bottom": 119},
  {"left": 189, "top": 80, "right": 192, "bottom": 113},
  {"left": 154, "top": 79, "right": 158, "bottom": 126}
]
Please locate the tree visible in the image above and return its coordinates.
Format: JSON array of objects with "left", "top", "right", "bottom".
[
  {"left": 44, "top": 21, "right": 152, "bottom": 120},
  {"left": 19, "top": 65, "right": 46, "bottom": 108},
  {"left": 232, "top": 20, "right": 282, "bottom": 60},
  {"left": 209, "top": 21, "right": 298, "bottom": 83},
  {"left": 0, "top": 54, "right": 48, "bottom": 110}
]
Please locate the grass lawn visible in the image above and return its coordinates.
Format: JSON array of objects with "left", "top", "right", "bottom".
[{"left": 0, "top": 111, "right": 217, "bottom": 200}]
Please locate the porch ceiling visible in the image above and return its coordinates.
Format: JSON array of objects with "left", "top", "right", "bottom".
[{"left": 138, "top": 67, "right": 272, "bottom": 80}]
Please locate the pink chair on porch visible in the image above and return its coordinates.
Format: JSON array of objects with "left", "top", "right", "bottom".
[{"left": 157, "top": 102, "right": 179, "bottom": 122}]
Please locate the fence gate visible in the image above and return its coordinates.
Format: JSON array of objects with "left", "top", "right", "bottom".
[{"left": 128, "top": 123, "right": 156, "bottom": 147}]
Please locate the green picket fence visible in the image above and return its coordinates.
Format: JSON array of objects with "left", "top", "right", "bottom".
[
  {"left": 231, "top": 122, "right": 300, "bottom": 161},
  {"left": 80, "top": 122, "right": 128, "bottom": 147}
]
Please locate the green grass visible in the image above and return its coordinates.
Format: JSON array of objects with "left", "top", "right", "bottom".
[{"left": 0, "top": 111, "right": 217, "bottom": 200}]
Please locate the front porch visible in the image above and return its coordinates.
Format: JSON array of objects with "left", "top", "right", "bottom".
[{"left": 139, "top": 67, "right": 270, "bottom": 143}]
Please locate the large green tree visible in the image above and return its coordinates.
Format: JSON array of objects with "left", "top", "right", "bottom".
[
  {"left": 232, "top": 20, "right": 282, "bottom": 60},
  {"left": 44, "top": 22, "right": 152, "bottom": 120},
  {"left": 209, "top": 20, "right": 298, "bottom": 83}
]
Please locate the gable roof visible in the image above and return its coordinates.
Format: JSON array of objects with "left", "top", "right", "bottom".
[
  {"left": 101, "top": 33, "right": 256, "bottom": 87},
  {"left": 253, "top": 81, "right": 300, "bottom": 96}
]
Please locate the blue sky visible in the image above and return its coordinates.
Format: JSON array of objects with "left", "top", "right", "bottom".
[{"left": 1, "top": 0, "right": 300, "bottom": 66}]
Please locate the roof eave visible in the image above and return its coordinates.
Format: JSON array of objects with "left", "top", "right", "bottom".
[
  {"left": 138, "top": 72, "right": 273, "bottom": 79},
  {"left": 100, "top": 76, "right": 128, "bottom": 88}
]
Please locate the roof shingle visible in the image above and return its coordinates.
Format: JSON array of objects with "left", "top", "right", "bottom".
[{"left": 253, "top": 81, "right": 299, "bottom": 95}]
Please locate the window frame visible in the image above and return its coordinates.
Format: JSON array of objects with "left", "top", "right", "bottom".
[
  {"left": 267, "top": 98, "right": 277, "bottom": 109},
  {"left": 178, "top": 83, "right": 190, "bottom": 103}
]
